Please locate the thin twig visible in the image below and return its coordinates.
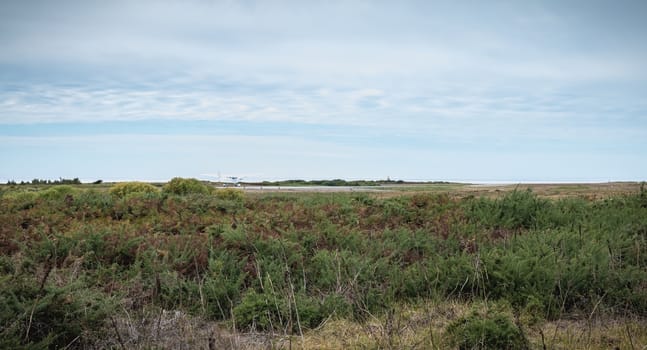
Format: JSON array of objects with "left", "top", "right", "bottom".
[
  {"left": 588, "top": 292, "right": 607, "bottom": 321},
  {"left": 314, "top": 313, "right": 334, "bottom": 332},
  {"left": 62, "top": 335, "right": 80, "bottom": 350},
  {"left": 24, "top": 300, "right": 38, "bottom": 342},
  {"left": 625, "top": 322, "right": 636, "bottom": 350},
  {"left": 110, "top": 316, "right": 127, "bottom": 350},
  {"left": 26, "top": 256, "right": 54, "bottom": 342},
  {"left": 156, "top": 307, "right": 163, "bottom": 339},
  {"left": 539, "top": 328, "right": 547, "bottom": 350}
]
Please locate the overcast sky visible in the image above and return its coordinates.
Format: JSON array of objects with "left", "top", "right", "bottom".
[{"left": 1, "top": 0, "right": 646, "bottom": 183}]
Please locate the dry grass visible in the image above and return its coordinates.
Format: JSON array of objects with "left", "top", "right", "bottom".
[
  {"left": 97, "top": 301, "right": 646, "bottom": 349},
  {"left": 533, "top": 318, "right": 647, "bottom": 350},
  {"left": 302, "top": 301, "right": 468, "bottom": 349},
  {"left": 93, "top": 308, "right": 281, "bottom": 350},
  {"left": 459, "top": 182, "right": 643, "bottom": 200},
  {"left": 301, "top": 302, "right": 647, "bottom": 350}
]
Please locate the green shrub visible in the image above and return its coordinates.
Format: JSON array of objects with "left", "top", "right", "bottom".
[
  {"left": 309, "top": 250, "right": 339, "bottom": 291},
  {"left": 1, "top": 191, "right": 38, "bottom": 210},
  {"left": 73, "top": 190, "right": 113, "bottom": 210},
  {"left": 446, "top": 306, "right": 528, "bottom": 350},
  {"left": 109, "top": 182, "right": 159, "bottom": 198},
  {"left": 467, "top": 189, "right": 549, "bottom": 231},
  {"left": 38, "top": 185, "right": 77, "bottom": 201},
  {"left": 233, "top": 290, "right": 288, "bottom": 331},
  {"left": 214, "top": 188, "right": 244, "bottom": 201},
  {"left": 202, "top": 251, "right": 247, "bottom": 319},
  {"left": 233, "top": 290, "right": 324, "bottom": 332},
  {"left": 0, "top": 276, "right": 114, "bottom": 349},
  {"left": 163, "top": 177, "right": 212, "bottom": 195},
  {"left": 293, "top": 293, "right": 325, "bottom": 329},
  {"left": 639, "top": 182, "right": 647, "bottom": 207},
  {"left": 320, "top": 293, "right": 352, "bottom": 318},
  {"left": 118, "top": 191, "right": 162, "bottom": 219}
]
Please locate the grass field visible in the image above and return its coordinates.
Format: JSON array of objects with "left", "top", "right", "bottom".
[{"left": 1, "top": 180, "right": 645, "bottom": 349}]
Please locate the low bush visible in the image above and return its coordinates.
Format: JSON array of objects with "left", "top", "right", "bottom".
[
  {"left": 233, "top": 290, "right": 325, "bottom": 332},
  {"left": 233, "top": 290, "right": 288, "bottom": 332},
  {"left": 163, "top": 177, "right": 212, "bottom": 195},
  {"left": 38, "top": 185, "right": 77, "bottom": 201},
  {"left": 214, "top": 188, "right": 244, "bottom": 201},
  {"left": 109, "top": 182, "right": 159, "bottom": 198},
  {"left": 446, "top": 305, "right": 528, "bottom": 350},
  {"left": 0, "top": 274, "right": 114, "bottom": 349},
  {"left": 466, "top": 189, "right": 549, "bottom": 231},
  {"left": 1, "top": 191, "right": 38, "bottom": 210}
]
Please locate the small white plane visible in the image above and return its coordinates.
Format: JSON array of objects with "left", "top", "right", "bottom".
[
  {"left": 227, "top": 176, "right": 243, "bottom": 187},
  {"left": 200, "top": 172, "right": 253, "bottom": 187}
]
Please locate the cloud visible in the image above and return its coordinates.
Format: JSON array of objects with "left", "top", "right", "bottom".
[
  {"left": 2, "top": 0, "right": 645, "bottom": 85},
  {"left": 2, "top": 78, "right": 646, "bottom": 156},
  {"left": 1, "top": 0, "right": 646, "bottom": 181}
]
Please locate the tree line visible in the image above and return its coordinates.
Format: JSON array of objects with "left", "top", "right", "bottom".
[{"left": 6, "top": 177, "right": 85, "bottom": 185}]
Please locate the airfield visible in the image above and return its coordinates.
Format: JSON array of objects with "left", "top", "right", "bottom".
[{"left": 237, "top": 181, "right": 641, "bottom": 199}]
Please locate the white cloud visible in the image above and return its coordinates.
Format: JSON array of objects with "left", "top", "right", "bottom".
[
  {"left": 2, "top": 0, "right": 645, "bottom": 86},
  {"left": 1, "top": 0, "right": 646, "bottom": 181},
  {"left": 2, "top": 80, "right": 645, "bottom": 151}
]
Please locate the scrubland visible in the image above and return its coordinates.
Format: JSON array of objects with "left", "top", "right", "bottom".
[{"left": 1, "top": 179, "right": 645, "bottom": 349}]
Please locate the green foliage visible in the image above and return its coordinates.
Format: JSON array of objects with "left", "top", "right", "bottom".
[
  {"left": 0, "top": 273, "right": 114, "bottom": 348},
  {"left": 214, "top": 188, "right": 245, "bottom": 201},
  {"left": 233, "top": 290, "right": 286, "bottom": 331},
  {"left": 639, "top": 181, "right": 647, "bottom": 208},
  {"left": 13, "top": 178, "right": 82, "bottom": 185},
  {"left": 1, "top": 183, "right": 646, "bottom": 346},
  {"left": 163, "top": 177, "right": 212, "bottom": 195},
  {"left": 308, "top": 250, "right": 340, "bottom": 291},
  {"left": 446, "top": 305, "right": 528, "bottom": 350},
  {"left": 109, "top": 181, "right": 159, "bottom": 198},
  {"left": 233, "top": 290, "right": 324, "bottom": 332},
  {"left": 466, "top": 188, "right": 549, "bottom": 230},
  {"left": 38, "top": 185, "right": 77, "bottom": 201},
  {"left": 202, "top": 250, "right": 247, "bottom": 319},
  {"left": 74, "top": 189, "right": 113, "bottom": 209},
  {"left": 1, "top": 190, "right": 38, "bottom": 210}
]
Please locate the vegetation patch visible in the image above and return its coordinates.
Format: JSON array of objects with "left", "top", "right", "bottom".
[
  {"left": 0, "top": 181, "right": 645, "bottom": 348},
  {"left": 446, "top": 305, "right": 528, "bottom": 350},
  {"left": 163, "top": 177, "right": 212, "bottom": 195},
  {"left": 108, "top": 181, "right": 159, "bottom": 198}
]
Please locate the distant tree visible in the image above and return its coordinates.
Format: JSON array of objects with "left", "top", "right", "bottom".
[{"left": 49, "top": 177, "right": 82, "bottom": 185}]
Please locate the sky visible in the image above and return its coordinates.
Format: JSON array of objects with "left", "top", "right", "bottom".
[{"left": 1, "top": 0, "right": 646, "bottom": 183}]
